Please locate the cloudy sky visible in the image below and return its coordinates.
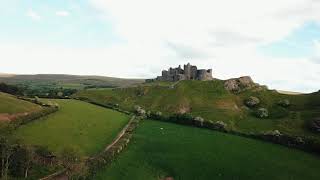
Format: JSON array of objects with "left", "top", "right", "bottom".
[{"left": 0, "top": 0, "right": 320, "bottom": 92}]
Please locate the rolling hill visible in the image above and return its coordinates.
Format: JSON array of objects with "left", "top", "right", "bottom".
[
  {"left": 0, "top": 74, "right": 144, "bottom": 89},
  {"left": 74, "top": 79, "right": 320, "bottom": 139}
]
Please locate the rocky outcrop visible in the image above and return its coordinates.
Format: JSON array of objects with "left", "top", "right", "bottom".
[
  {"left": 244, "top": 96, "right": 260, "bottom": 107},
  {"left": 309, "top": 118, "right": 320, "bottom": 133},
  {"left": 256, "top": 108, "right": 269, "bottom": 118},
  {"left": 224, "top": 76, "right": 256, "bottom": 93},
  {"left": 277, "top": 99, "right": 290, "bottom": 107},
  {"left": 134, "top": 105, "right": 146, "bottom": 116}
]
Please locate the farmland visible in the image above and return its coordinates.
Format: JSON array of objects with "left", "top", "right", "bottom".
[
  {"left": 74, "top": 80, "right": 320, "bottom": 139},
  {"left": 0, "top": 92, "right": 41, "bottom": 114},
  {"left": 94, "top": 120, "right": 320, "bottom": 180},
  {"left": 13, "top": 99, "right": 130, "bottom": 156}
]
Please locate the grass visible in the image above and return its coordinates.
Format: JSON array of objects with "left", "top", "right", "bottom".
[
  {"left": 74, "top": 80, "right": 320, "bottom": 139},
  {"left": 94, "top": 120, "right": 320, "bottom": 180},
  {"left": 13, "top": 99, "right": 130, "bottom": 156},
  {"left": 0, "top": 92, "right": 41, "bottom": 114}
]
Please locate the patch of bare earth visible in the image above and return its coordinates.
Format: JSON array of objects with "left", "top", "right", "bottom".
[
  {"left": 215, "top": 99, "right": 240, "bottom": 112},
  {"left": 0, "top": 112, "right": 29, "bottom": 122}
]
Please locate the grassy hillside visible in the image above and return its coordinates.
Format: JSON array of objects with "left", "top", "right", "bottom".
[
  {"left": 0, "top": 74, "right": 144, "bottom": 89},
  {"left": 74, "top": 80, "right": 320, "bottom": 138},
  {"left": 13, "top": 99, "right": 130, "bottom": 156},
  {"left": 94, "top": 120, "right": 320, "bottom": 180},
  {"left": 0, "top": 92, "right": 41, "bottom": 114}
]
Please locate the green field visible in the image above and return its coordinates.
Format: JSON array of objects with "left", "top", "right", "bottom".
[
  {"left": 94, "top": 120, "right": 320, "bottom": 180},
  {"left": 13, "top": 99, "right": 130, "bottom": 156},
  {"left": 0, "top": 92, "right": 41, "bottom": 114},
  {"left": 74, "top": 80, "right": 320, "bottom": 139}
]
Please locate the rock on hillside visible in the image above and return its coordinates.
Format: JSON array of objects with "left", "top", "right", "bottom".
[
  {"left": 224, "top": 76, "right": 256, "bottom": 93},
  {"left": 244, "top": 96, "right": 260, "bottom": 107},
  {"left": 309, "top": 118, "right": 320, "bottom": 133}
]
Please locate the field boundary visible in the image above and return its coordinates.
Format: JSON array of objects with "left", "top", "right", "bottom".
[
  {"left": 39, "top": 115, "right": 139, "bottom": 179},
  {"left": 86, "top": 115, "right": 140, "bottom": 177}
]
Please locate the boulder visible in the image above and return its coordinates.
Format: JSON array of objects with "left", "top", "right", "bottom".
[
  {"left": 309, "top": 118, "right": 320, "bottom": 133},
  {"left": 224, "top": 76, "right": 255, "bottom": 93},
  {"left": 134, "top": 105, "right": 146, "bottom": 116},
  {"left": 277, "top": 99, "right": 290, "bottom": 107},
  {"left": 263, "top": 130, "right": 282, "bottom": 137},
  {"left": 244, "top": 96, "right": 260, "bottom": 107},
  {"left": 256, "top": 108, "right": 268, "bottom": 118},
  {"left": 214, "top": 121, "right": 227, "bottom": 130},
  {"left": 194, "top": 116, "right": 204, "bottom": 127}
]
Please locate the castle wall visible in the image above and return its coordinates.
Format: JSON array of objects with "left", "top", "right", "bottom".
[{"left": 152, "top": 63, "right": 213, "bottom": 82}]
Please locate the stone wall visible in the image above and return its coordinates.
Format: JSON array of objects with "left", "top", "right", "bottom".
[{"left": 153, "top": 63, "right": 213, "bottom": 82}]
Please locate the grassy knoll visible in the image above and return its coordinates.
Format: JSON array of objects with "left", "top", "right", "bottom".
[
  {"left": 0, "top": 92, "right": 41, "bottom": 114},
  {"left": 94, "top": 120, "right": 320, "bottom": 180},
  {"left": 74, "top": 80, "right": 320, "bottom": 139},
  {"left": 13, "top": 99, "right": 130, "bottom": 156}
]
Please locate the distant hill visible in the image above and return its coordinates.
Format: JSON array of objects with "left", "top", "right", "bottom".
[
  {"left": 0, "top": 74, "right": 145, "bottom": 89},
  {"left": 277, "top": 90, "right": 304, "bottom": 95},
  {"left": 0, "top": 73, "right": 15, "bottom": 77}
]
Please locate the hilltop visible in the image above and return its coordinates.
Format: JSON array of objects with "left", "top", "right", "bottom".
[{"left": 74, "top": 77, "right": 320, "bottom": 139}]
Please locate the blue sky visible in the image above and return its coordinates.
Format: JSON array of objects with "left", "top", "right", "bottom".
[
  {"left": 259, "top": 22, "right": 320, "bottom": 59},
  {"left": 0, "top": 0, "right": 121, "bottom": 48},
  {"left": 0, "top": 0, "right": 319, "bottom": 93}
]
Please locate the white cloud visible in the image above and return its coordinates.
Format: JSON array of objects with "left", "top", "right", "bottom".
[
  {"left": 86, "top": 0, "right": 320, "bottom": 92},
  {"left": 55, "top": 11, "right": 70, "bottom": 17},
  {"left": 1, "top": 0, "right": 320, "bottom": 93},
  {"left": 26, "top": 9, "right": 41, "bottom": 20}
]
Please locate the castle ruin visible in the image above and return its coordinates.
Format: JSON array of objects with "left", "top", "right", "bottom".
[{"left": 148, "top": 63, "right": 213, "bottom": 82}]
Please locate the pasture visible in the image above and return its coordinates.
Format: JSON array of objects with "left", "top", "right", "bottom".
[
  {"left": 13, "top": 99, "right": 130, "bottom": 156},
  {"left": 94, "top": 120, "right": 320, "bottom": 180},
  {"left": 0, "top": 92, "right": 41, "bottom": 114}
]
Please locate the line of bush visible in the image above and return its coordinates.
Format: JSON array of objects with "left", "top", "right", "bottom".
[
  {"left": 86, "top": 116, "right": 140, "bottom": 178},
  {"left": 12, "top": 106, "right": 59, "bottom": 128}
]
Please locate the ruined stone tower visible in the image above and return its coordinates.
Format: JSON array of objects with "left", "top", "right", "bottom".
[{"left": 147, "top": 63, "right": 213, "bottom": 82}]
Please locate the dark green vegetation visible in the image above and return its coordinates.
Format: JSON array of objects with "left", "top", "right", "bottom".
[
  {"left": 13, "top": 99, "right": 130, "bottom": 156},
  {"left": 0, "top": 92, "right": 41, "bottom": 114},
  {"left": 74, "top": 80, "right": 320, "bottom": 139},
  {"left": 94, "top": 120, "right": 320, "bottom": 180},
  {"left": 0, "top": 74, "right": 144, "bottom": 89},
  {"left": 0, "top": 74, "right": 144, "bottom": 98}
]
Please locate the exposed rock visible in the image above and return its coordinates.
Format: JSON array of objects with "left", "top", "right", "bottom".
[
  {"left": 309, "top": 118, "right": 320, "bottom": 133},
  {"left": 277, "top": 99, "right": 290, "bottom": 107},
  {"left": 256, "top": 108, "right": 268, "bottom": 118},
  {"left": 213, "top": 121, "right": 227, "bottom": 130},
  {"left": 244, "top": 96, "right": 260, "bottom": 107},
  {"left": 194, "top": 116, "right": 204, "bottom": 127},
  {"left": 224, "top": 76, "right": 256, "bottom": 93},
  {"left": 134, "top": 105, "right": 146, "bottom": 116},
  {"left": 263, "top": 130, "right": 282, "bottom": 137}
]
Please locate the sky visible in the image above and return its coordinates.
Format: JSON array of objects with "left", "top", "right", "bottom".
[{"left": 0, "top": 0, "right": 320, "bottom": 93}]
